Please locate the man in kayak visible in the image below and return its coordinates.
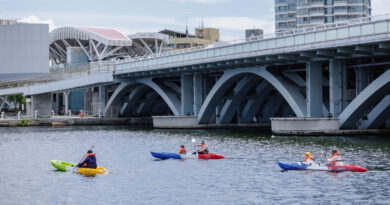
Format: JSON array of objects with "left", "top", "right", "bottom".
[
  {"left": 77, "top": 150, "right": 97, "bottom": 168},
  {"left": 179, "top": 145, "right": 187, "bottom": 154},
  {"left": 327, "top": 150, "right": 344, "bottom": 166},
  {"left": 303, "top": 152, "right": 315, "bottom": 166},
  {"left": 195, "top": 140, "right": 209, "bottom": 154}
]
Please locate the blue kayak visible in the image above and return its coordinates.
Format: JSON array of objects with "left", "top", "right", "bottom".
[
  {"left": 151, "top": 152, "right": 182, "bottom": 159},
  {"left": 278, "top": 162, "right": 308, "bottom": 170}
]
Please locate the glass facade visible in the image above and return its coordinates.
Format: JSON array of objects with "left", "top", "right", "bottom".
[{"left": 275, "top": 0, "right": 371, "bottom": 32}]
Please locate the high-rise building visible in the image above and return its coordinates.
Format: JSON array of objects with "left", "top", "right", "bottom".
[{"left": 275, "top": 0, "right": 372, "bottom": 32}]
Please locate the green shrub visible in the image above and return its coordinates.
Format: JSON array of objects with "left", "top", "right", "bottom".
[{"left": 18, "top": 119, "right": 31, "bottom": 126}]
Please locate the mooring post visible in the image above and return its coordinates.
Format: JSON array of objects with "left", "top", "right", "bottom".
[
  {"left": 34, "top": 110, "right": 37, "bottom": 119},
  {"left": 17, "top": 111, "right": 21, "bottom": 120}
]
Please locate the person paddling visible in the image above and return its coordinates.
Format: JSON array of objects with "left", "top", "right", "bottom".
[
  {"left": 195, "top": 140, "right": 209, "bottom": 154},
  {"left": 303, "top": 152, "right": 315, "bottom": 166},
  {"left": 327, "top": 150, "right": 344, "bottom": 166},
  {"left": 77, "top": 150, "right": 97, "bottom": 168},
  {"left": 179, "top": 145, "right": 187, "bottom": 154}
]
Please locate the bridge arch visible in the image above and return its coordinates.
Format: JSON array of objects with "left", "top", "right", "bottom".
[
  {"left": 339, "top": 69, "right": 390, "bottom": 129},
  {"left": 104, "top": 78, "right": 180, "bottom": 117},
  {"left": 197, "top": 66, "right": 306, "bottom": 124}
]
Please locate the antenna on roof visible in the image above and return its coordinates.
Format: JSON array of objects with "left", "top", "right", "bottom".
[{"left": 186, "top": 16, "right": 188, "bottom": 38}]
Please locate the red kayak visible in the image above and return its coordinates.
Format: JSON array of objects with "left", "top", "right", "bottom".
[
  {"left": 197, "top": 153, "right": 225, "bottom": 159},
  {"left": 327, "top": 164, "right": 368, "bottom": 172}
]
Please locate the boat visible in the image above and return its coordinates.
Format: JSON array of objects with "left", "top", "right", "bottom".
[
  {"left": 50, "top": 159, "right": 109, "bottom": 175},
  {"left": 278, "top": 162, "right": 367, "bottom": 172},
  {"left": 150, "top": 152, "right": 225, "bottom": 160}
]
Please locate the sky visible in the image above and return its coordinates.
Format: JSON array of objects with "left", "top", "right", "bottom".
[{"left": 0, "top": 0, "right": 389, "bottom": 41}]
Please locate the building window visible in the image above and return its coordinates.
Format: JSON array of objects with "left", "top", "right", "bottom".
[{"left": 177, "top": 43, "right": 191, "bottom": 49}]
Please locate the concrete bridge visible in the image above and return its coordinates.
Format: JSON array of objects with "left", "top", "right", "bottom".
[{"left": 1, "top": 14, "right": 390, "bottom": 131}]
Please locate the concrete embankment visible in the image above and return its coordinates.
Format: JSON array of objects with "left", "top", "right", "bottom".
[
  {"left": 271, "top": 117, "right": 390, "bottom": 136},
  {"left": 152, "top": 116, "right": 270, "bottom": 129},
  {"left": 0, "top": 117, "right": 152, "bottom": 127}
]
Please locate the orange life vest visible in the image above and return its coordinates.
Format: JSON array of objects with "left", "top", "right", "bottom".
[
  {"left": 330, "top": 152, "right": 340, "bottom": 165},
  {"left": 179, "top": 148, "right": 187, "bottom": 154},
  {"left": 84, "top": 153, "right": 95, "bottom": 166},
  {"left": 201, "top": 142, "right": 207, "bottom": 151},
  {"left": 304, "top": 156, "right": 314, "bottom": 162}
]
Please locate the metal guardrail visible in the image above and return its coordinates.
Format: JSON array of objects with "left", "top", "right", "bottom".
[
  {"left": 0, "top": 13, "right": 389, "bottom": 90},
  {"left": 0, "top": 63, "right": 114, "bottom": 89}
]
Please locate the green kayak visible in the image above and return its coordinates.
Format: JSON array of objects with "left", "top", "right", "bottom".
[{"left": 50, "top": 159, "right": 77, "bottom": 172}]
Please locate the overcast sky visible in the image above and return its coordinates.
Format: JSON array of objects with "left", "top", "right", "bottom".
[{"left": 1, "top": 0, "right": 389, "bottom": 41}]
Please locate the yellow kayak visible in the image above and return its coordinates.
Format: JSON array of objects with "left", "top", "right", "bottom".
[{"left": 78, "top": 166, "right": 109, "bottom": 175}]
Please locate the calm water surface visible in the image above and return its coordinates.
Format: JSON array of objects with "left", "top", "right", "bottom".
[{"left": 0, "top": 126, "right": 389, "bottom": 204}]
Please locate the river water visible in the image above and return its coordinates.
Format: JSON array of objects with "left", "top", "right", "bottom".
[{"left": 0, "top": 126, "right": 389, "bottom": 204}]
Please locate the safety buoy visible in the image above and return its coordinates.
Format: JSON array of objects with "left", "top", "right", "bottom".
[{"left": 79, "top": 112, "right": 85, "bottom": 118}]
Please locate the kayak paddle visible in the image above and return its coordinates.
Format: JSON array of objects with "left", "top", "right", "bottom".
[{"left": 73, "top": 145, "right": 94, "bottom": 171}]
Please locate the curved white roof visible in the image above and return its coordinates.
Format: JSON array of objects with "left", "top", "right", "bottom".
[{"left": 49, "top": 26, "right": 132, "bottom": 46}]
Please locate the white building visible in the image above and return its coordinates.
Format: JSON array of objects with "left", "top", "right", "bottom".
[{"left": 0, "top": 23, "right": 49, "bottom": 80}]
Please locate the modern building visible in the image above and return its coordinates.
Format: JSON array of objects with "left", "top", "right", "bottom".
[
  {"left": 275, "top": 0, "right": 372, "bottom": 32},
  {"left": 0, "top": 19, "right": 16, "bottom": 25},
  {"left": 159, "top": 27, "right": 220, "bottom": 50},
  {"left": 0, "top": 22, "right": 49, "bottom": 80}
]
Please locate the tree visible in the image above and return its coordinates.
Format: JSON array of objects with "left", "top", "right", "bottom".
[{"left": 8, "top": 95, "right": 25, "bottom": 111}]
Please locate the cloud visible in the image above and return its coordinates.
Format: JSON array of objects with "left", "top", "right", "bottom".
[
  {"left": 168, "top": 0, "right": 227, "bottom": 3},
  {"left": 371, "top": 0, "right": 390, "bottom": 16},
  {"left": 17, "top": 15, "right": 56, "bottom": 31}
]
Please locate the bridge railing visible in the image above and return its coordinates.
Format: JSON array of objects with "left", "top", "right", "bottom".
[
  {"left": 114, "top": 13, "right": 390, "bottom": 74},
  {"left": 0, "top": 62, "right": 114, "bottom": 90}
]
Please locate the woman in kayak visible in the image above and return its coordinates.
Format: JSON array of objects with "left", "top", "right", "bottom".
[
  {"left": 77, "top": 150, "right": 97, "bottom": 168},
  {"left": 327, "top": 150, "right": 344, "bottom": 166},
  {"left": 303, "top": 152, "right": 315, "bottom": 166},
  {"left": 195, "top": 140, "right": 209, "bottom": 154},
  {"left": 179, "top": 145, "right": 187, "bottom": 154}
]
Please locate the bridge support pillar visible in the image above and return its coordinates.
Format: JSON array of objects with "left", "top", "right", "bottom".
[
  {"left": 306, "top": 62, "right": 323, "bottom": 117},
  {"left": 329, "top": 59, "right": 346, "bottom": 117},
  {"left": 181, "top": 73, "right": 194, "bottom": 116},
  {"left": 99, "top": 86, "right": 107, "bottom": 116},
  {"left": 356, "top": 68, "right": 368, "bottom": 95},
  {"left": 27, "top": 93, "right": 51, "bottom": 118},
  {"left": 193, "top": 73, "right": 203, "bottom": 116},
  {"left": 63, "top": 91, "right": 70, "bottom": 115}
]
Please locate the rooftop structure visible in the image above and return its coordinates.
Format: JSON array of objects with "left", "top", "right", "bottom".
[
  {"left": 275, "top": 0, "right": 372, "bottom": 32},
  {"left": 128, "top": 32, "right": 170, "bottom": 55},
  {"left": 245, "top": 29, "right": 264, "bottom": 38},
  {"left": 159, "top": 29, "right": 195, "bottom": 38},
  {"left": 159, "top": 27, "right": 219, "bottom": 50},
  {"left": 49, "top": 26, "right": 132, "bottom": 65}
]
